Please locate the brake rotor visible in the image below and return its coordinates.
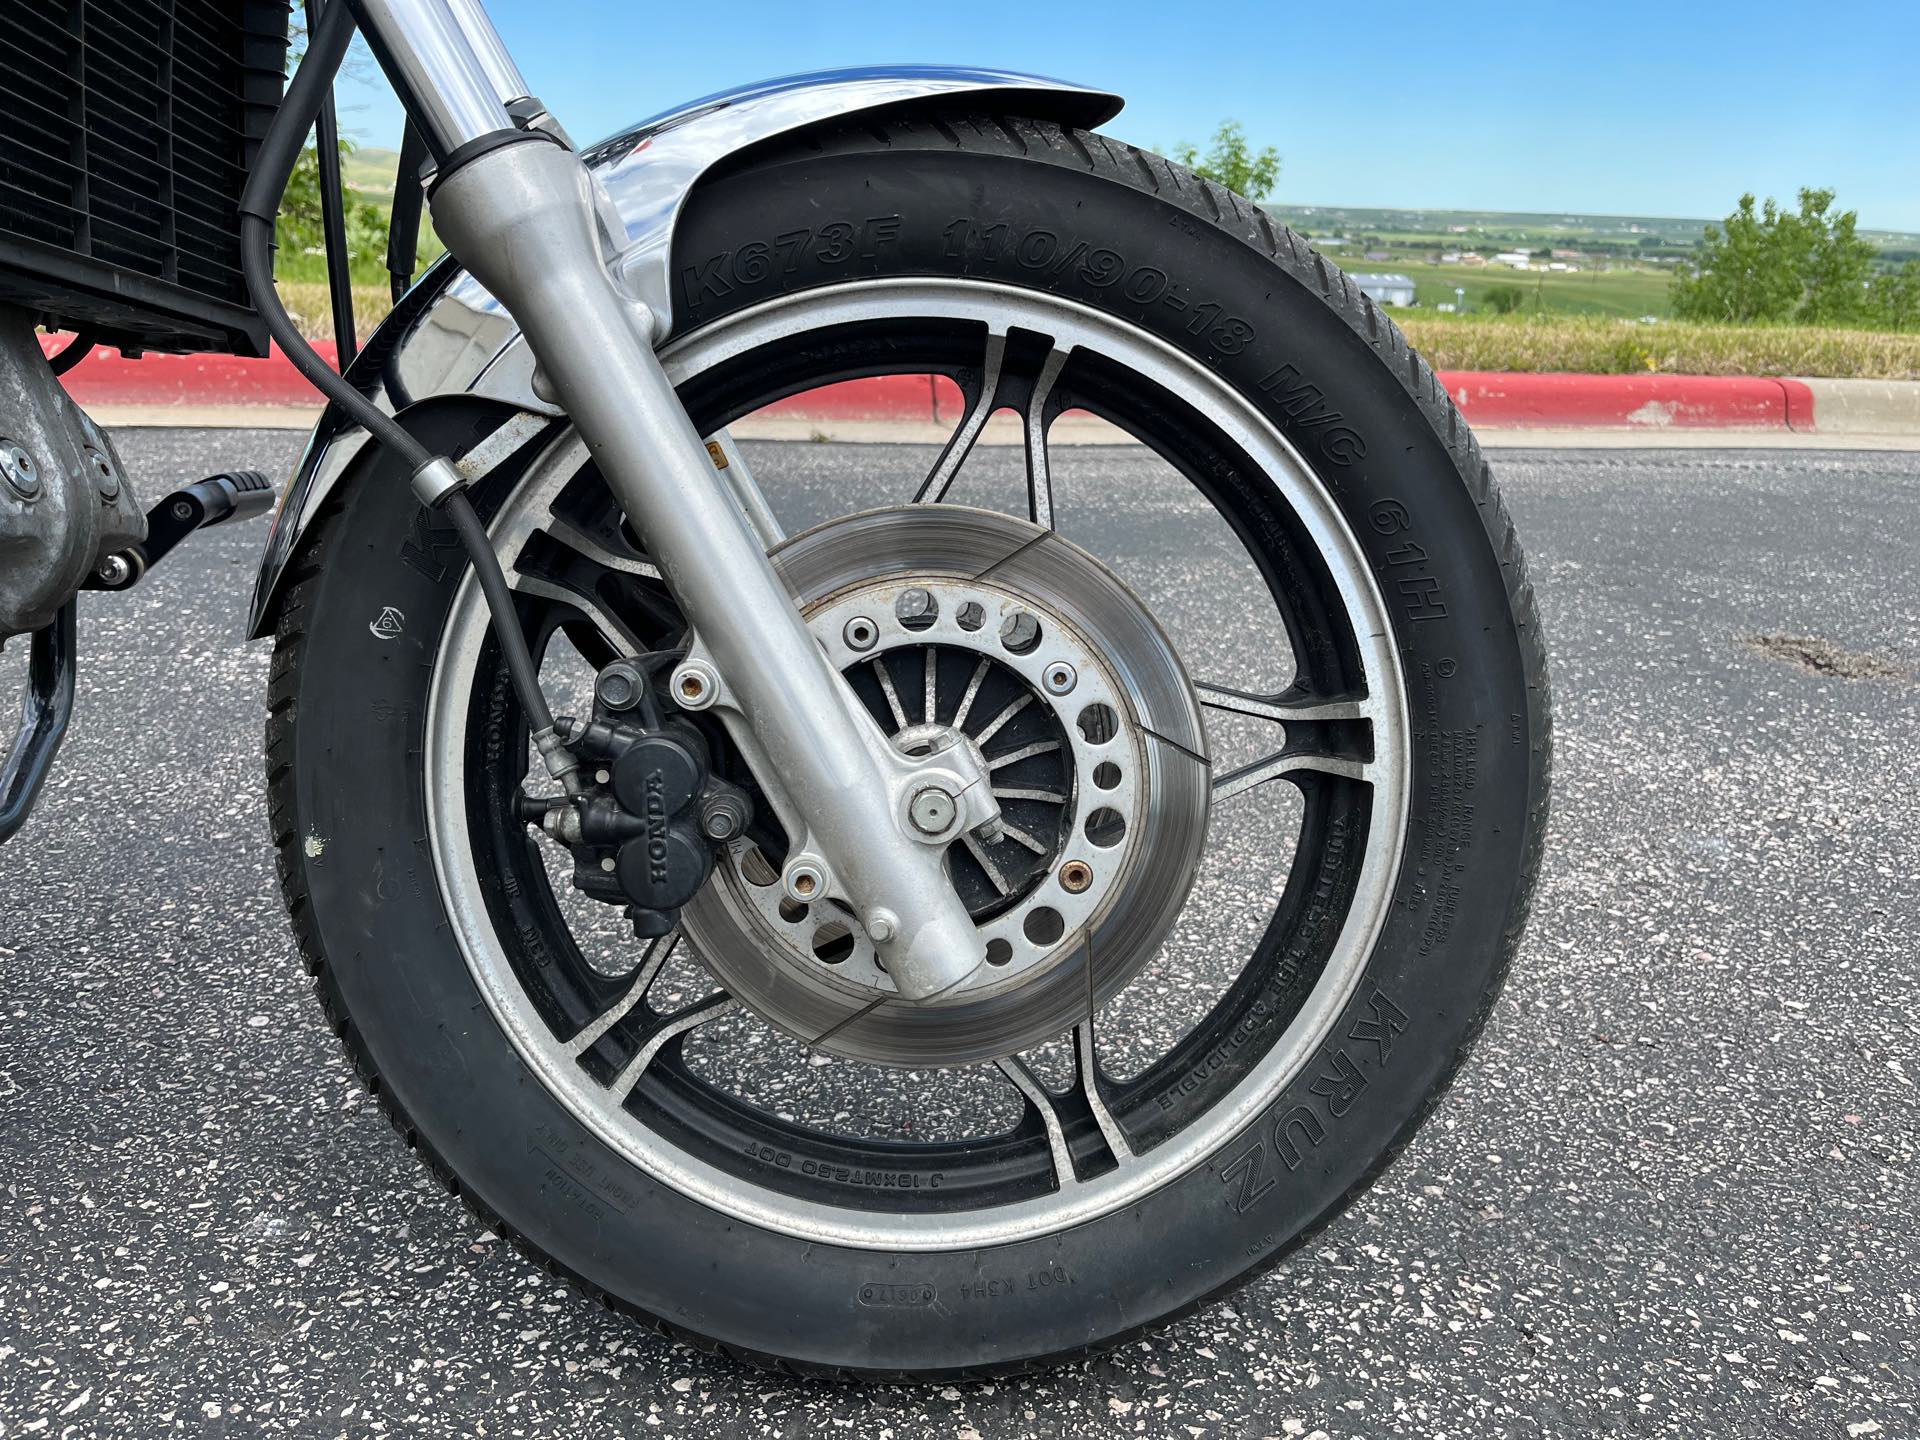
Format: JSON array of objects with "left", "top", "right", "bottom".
[{"left": 678, "top": 505, "right": 1210, "bottom": 1067}]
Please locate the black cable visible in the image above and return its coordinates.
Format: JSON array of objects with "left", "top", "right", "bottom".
[
  {"left": 238, "top": 0, "right": 429, "bottom": 471},
  {"left": 308, "top": 0, "right": 358, "bottom": 369},
  {"left": 47, "top": 331, "right": 96, "bottom": 376},
  {"left": 387, "top": 120, "right": 428, "bottom": 303},
  {"left": 445, "top": 490, "right": 555, "bottom": 735},
  {"left": 239, "top": 3, "right": 559, "bottom": 750}
]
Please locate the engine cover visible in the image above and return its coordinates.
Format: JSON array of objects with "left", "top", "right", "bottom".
[{"left": 0, "top": 305, "right": 145, "bottom": 640}]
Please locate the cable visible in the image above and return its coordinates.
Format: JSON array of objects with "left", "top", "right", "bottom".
[
  {"left": 47, "top": 331, "right": 96, "bottom": 376},
  {"left": 444, "top": 490, "right": 555, "bottom": 736},
  {"left": 238, "top": 3, "right": 564, "bottom": 766},
  {"left": 237, "top": 0, "right": 429, "bottom": 471}
]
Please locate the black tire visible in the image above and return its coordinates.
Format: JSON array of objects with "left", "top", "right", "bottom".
[{"left": 266, "top": 111, "right": 1550, "bottom": 1377}]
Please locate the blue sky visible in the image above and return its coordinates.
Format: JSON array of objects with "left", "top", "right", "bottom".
[{"left": 334, "top": 1, "right": 1920, "bottom": 231}]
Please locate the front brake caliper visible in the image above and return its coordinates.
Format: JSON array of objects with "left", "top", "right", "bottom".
[{"left": 519, "top": 657, "right": 752, "bottom": 937}]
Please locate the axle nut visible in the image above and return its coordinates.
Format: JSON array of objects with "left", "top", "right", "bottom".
[{"left": 908, "top": 786, "right": 958, "bottom": 835}]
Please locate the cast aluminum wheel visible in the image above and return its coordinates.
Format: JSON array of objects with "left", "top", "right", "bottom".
[{"left": 422, "top": 278, "right": 1409, "bottom": 1248}]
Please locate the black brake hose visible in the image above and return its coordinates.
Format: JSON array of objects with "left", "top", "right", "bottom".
[{"left": 239, "top": 2, "right": 559, "bottom": 743}]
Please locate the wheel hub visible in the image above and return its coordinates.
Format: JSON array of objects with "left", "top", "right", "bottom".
[{"left": 679, "top": 505, "right": 1211, "bottom": 1067}]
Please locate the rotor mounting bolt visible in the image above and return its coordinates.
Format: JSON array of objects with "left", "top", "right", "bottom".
[
  {"left": 908, "top": 785, "right": 959, "bottom": 835},
  {"left": 670, "top": 659, "right": 719, "bottom": 710},
  {"left": 1043, "top": 661, "right": 1078, "bottom": 696},
  {"left": 865, "top": 909, "right": 899, "bottom": 944},
  {"left": 0, "top": 442, "right": 39, "bottom": 500},
  {"left": 842, "top": 615, "right": 878, "bottom": 652},
  {"left": 1060, "top": 859, "right": 1094, "bottom": 894},
  {"left": 895, "top": 588, "right": 937, "bottom": 630},
  {"left": 999, "top": 610, "right": 1041, "bottom": 654},
  {"left": 784, "top": 860, "right": 826, "bottom": 902}
]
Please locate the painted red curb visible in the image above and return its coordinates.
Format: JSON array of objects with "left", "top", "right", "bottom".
[
  {"left": 41, "top": 335, "right": 338, "bottom": 407},
  {"left": 41, "top": 335, "right": 1827, "bottom": 432},
  {"left": 1444, "top": 372, "right": 1812, "bottom": 431}
]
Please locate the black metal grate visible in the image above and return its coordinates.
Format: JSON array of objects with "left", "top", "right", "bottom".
[{"left": 0, "top": 0, "right": 290, "bottom": 355}]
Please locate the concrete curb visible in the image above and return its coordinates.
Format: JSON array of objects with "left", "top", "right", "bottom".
[{"left": 37, "top": 335, "right": 1919, "bottom": 436}]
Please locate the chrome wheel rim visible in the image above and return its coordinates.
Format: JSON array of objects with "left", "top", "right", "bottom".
[{"left": 424, "top": 277, "right": 1410, "bottom": 1250}]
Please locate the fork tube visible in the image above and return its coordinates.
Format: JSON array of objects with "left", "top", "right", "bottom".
[
  {"left": 346, "top": 0, "right": 514, "bottom": 157},
  {"left": 437, "top": 0, "right": 533, "bottom": 106},
  {"left": 346, "top": 0, "right": 992, "bottom": 1000}
]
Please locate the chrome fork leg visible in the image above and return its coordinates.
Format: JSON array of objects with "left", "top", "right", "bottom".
[{"left": 354, "top": 1, "right": 994, "bottom": 999}]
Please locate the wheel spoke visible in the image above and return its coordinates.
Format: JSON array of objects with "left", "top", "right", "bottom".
[
  {"left": 609, "top": 994, "right": 735, "bottom": 1101},
  {"left": 1212, "top": 750, "right": 1371, "bottom": 803},
  {"left": 951, "top": 656, "right": 992, "bottom": 729},
  {"left": 872, "top": 657, "right": 909, "bottom": 729},
  {"left": 995, "top": 1055, "right": 1078, "bottom": 1187},
  {"left": 914, "top": 332, "right": 1006, "bottom": 505},
  {"left": 1022, "top": 346, "right": 1069, "bottom": 531},
  {"left": 1197, "top": 680, "right": 1375, "bottom": 804},
  {"left": 539, "top": 514, "right": 660, "bottom": 581},
  {"left": 990, "top": 785, "right": 1067, "bottom": 805},
  {"left": 973, "top": 692, "right": 1033, "bottom": 745},
  {"left": 511, "top": 572, "right": 645, "bottom": 658},
  {"left": 1073, "top": 1019, "right": 1133, "bottom": 1168},
  {"left": 997, "top": 820, "right": 1051, "bottom": 855},
  {"left": 924, "top": 646, "right": 938, "bottom": 724},
  {"left": 1196, "top": 681, "right": 1367, "bottom": 725},
  {"left": 961, "top": 832, "right": 1015, "bottom": 896},
  {"left": 566, "top": 932, "right": 679, "bottom": 1056},
  {"left": 994, "top": 1017, "right": 1133, "bottom": 1192},
  {"left": 987, "top": 738, "right": 1060, "bottom": 771}
]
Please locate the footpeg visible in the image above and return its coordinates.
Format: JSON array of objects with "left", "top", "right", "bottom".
[{"left": 87, "top": 470, "right": 277, "bottom": 591}]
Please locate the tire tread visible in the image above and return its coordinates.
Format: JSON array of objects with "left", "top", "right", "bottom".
[{"left": 265, "top": 108, "right": 1551, "bottom": 1381}]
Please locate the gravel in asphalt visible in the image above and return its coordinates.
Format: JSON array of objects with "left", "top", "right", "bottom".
[{"left": 1, "top": 431, "right": 1916, "bottom": 1438}]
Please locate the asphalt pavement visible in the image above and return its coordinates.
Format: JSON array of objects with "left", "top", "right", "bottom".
[{"left": 1, "top": 431, "right": 1916, "bottom": 1438}]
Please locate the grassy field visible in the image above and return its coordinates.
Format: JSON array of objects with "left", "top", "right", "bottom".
[
  {"left": 1341, "top": 260, "right": 1673, "bottom": 317},
  {"left": 1395, "top": 314, "right": 1920, "bottom": 380}
]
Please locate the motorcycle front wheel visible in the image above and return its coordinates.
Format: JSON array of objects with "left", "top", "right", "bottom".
[{"left": 266, "top": 111, "right": 1550, "bottom": 1376}]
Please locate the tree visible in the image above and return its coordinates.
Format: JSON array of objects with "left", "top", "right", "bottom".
[
  {"left": 1173, "top": 121, "right": 1281, "bottom": 201},
  {"left": 277, "top": 139, "right": 391, "bottom": 279},
  {"left": 1868, "top": 259, "right": 1920, "bottom": 332},
  {"left": 1483, "top": 284, "right": 1525, "bottom": 315},
  {"left": 1671, "top": 188, "right": 1876, "bottom": 324}
]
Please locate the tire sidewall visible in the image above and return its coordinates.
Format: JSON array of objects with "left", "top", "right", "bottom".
[{"left": 286, "top": 130, "right": 1538, "bottom": 1373}]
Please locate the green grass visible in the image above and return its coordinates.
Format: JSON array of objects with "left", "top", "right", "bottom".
[{"left": 1342, "top": 260, "right": 1674, "bottom": 317}]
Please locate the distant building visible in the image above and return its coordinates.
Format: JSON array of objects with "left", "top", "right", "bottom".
[
  {"left": 1492, "top": 250, "right": 1532, "bottom": 268},
  {"left": 1351, "top": 272, "right": 1417, "bottom": 307},
  {"left": 1439, "top": 250, "right": 1462, "bottom": 264},
  {"left": 1363, "top": 249, "right": 1391, "bottom": 261}
]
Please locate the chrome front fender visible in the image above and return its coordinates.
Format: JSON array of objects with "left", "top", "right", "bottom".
[{"left": 246, "top": 66, "right": 1123, "bottom": 639}]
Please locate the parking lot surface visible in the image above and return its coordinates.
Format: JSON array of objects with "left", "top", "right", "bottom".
[{"left": 2, "top": 431, "right": 1916, "bottom": 1437}]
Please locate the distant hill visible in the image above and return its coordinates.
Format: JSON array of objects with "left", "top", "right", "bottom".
[
  {"left": 342, "top": 145, "right": 403, "bottom": 198},
  {"left": 1265, "top": 203, "right": 1920, "bottom": 260}
]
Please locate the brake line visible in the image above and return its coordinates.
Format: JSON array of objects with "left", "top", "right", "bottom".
[{"left": 235, "top": 2, "right": 566, "bottom": 769}]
